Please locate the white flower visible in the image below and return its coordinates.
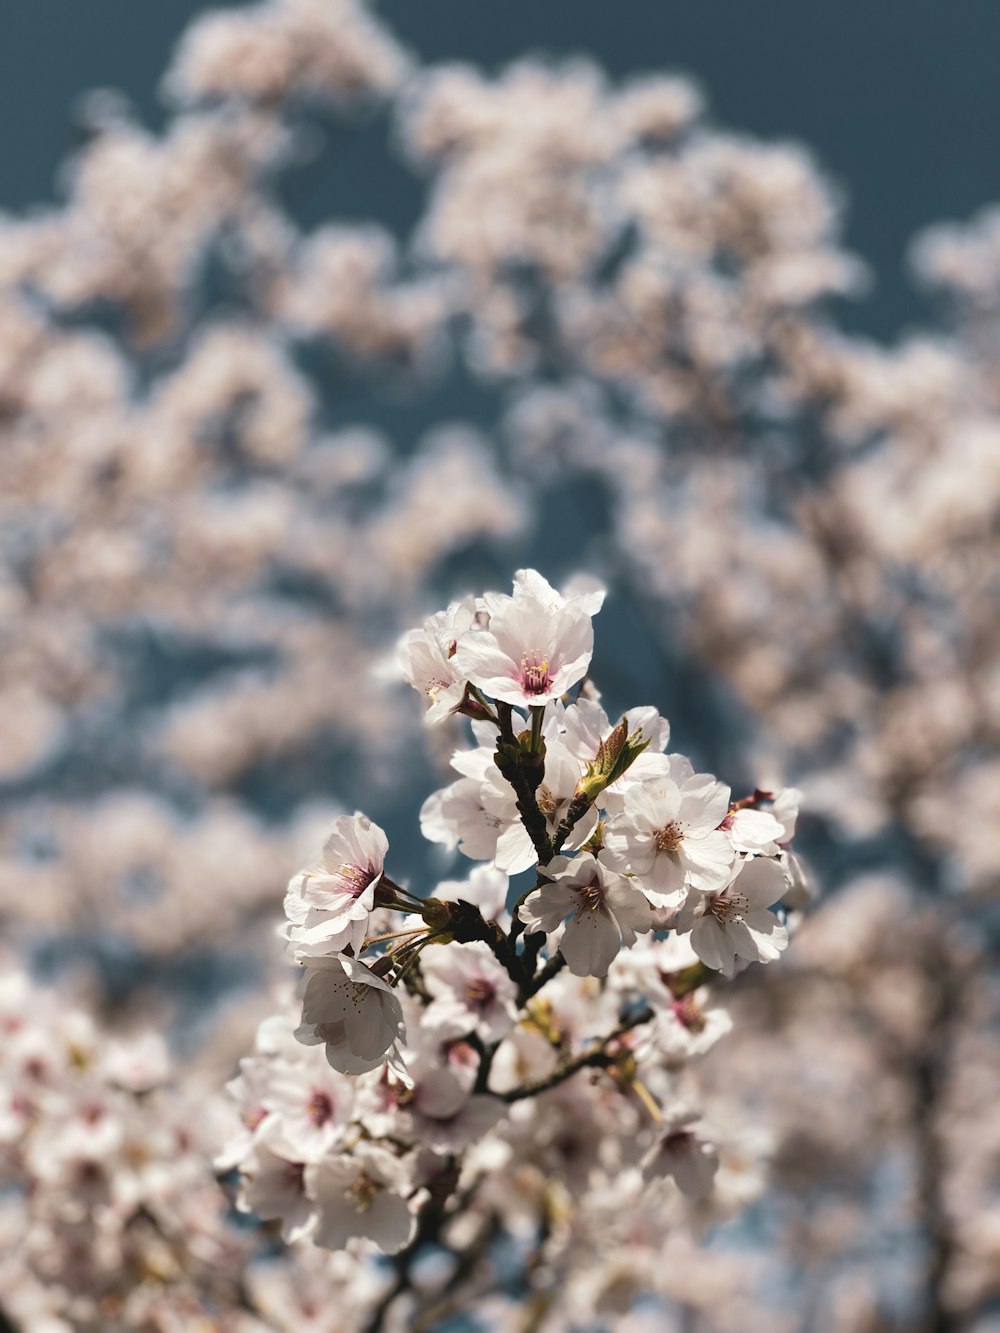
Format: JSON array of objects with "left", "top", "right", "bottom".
[
  {"left": 725, "top": 806, "right": 785, "bottom": 854},
  {"left": 640, "top": 989, "right": 732, "bottom": 1062},
  {"left": 454, "top": 571, "right": 597, "bottom": 708},
  {"left": 295, "top": 955, "right": 406, "bottom": 1076},
  {"left": 421, "top": 941, "right": 519, "bottom": 1043},
  {"left": 306, "top": 1143, "right": 415, "bottom": 1253},
  {"left": 420, "top": 745, "right": 508, "bottom": 864},
  {"left": 260, "top": 1059, "right": 354, "bottom": 1158},
  {"left": 674, "top": 856, "right": 789, "bottom": 977},
  {"left": 519, "top": 852, "right": 653, "bottom": 977},
  {"left": 641, "top": 1106, "right": 719, "bottom": 1200},
  {"left": 238, "top": 1120, "right": 317, "bottom": 1244},
  {"left": 391, "top": 1052, "right": 508, "bottom": 1153},
  {"left": 397, "top": 598, "right": 477, "bottom": 724},
  {"left": 603, "top": 771, "right": 735, "bottom": 906},
  {"left": 284, "top": 813, "right": 388, "bottom": 956}
]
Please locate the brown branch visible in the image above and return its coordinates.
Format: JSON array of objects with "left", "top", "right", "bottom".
[{"left": 498, "top": 1007, "right": 654, "bottom": 1103}]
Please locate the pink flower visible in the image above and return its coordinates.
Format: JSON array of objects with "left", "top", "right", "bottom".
[
  {"left": 397, "top": 598, "right": 477, "bottom": 724},
  {"left": 674, "top": 855, "right": 789, "bottom": 977},
  {"left": 519, "top": 851, "right": 653, "bottom": 977},
  {"left": 454, "top": 570, "right": 598, "bottom": 708},
  {"left": 284, "top": 813, "right": 388, "bottom": 956}
]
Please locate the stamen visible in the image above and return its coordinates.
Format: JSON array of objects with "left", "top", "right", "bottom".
[
  {"left": 338, "top": 862, "right": 377, "bottom": 899},
  {"left": 705, "top": 890, "right": 748, "bottom": 925},
  {"left": 536, "top": 784, "right": 558, "bottom": 818},
  {"left": 655, "top": 821, "right": 684, "bottom": 853},
  {"left": 344, "top": 1172, "right": 378, "bottom": 1213},
  {"left": 465, "top": 977, "right": 496, "bottom": 1007},
  {"left": 576, "top": 879, "right": 605, "bottom": 912},
  {"left": 520, "top": 650, "right": 552, "bottom": 696}
]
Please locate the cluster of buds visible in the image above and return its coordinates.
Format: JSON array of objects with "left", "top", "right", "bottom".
[{"left": 225, "top": 570, "right": 805, "bottom": 1322}]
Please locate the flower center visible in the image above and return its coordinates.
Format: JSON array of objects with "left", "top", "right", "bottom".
[
  {"left": 338, "top": 862, "right": 377, "bottom": 899},
  {"left": 520, "top": 650, "right": 553, "bottom": 696},
  {"left": 307, "top": 1089, "right": 334, "bottom": 1127},
  {"left": 655, "top": 821, "right": 684, "bottom": 853},
  {"left": 465, "top": 977, "right": 496, "bottom": 1008},
  {"left": 536, "top": 784, "right": 558, "bottom": 818},
  {"left": 575, "top": 878, "right": 606, "bottom": 912},
  {"left": 344, "top": 1171, "right": 378, "bottom": 1213},
  {"left": 705, "top": 889, "right": 748, "bottom": 925}
]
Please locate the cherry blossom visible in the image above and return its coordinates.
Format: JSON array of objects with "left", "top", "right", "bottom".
[
  {"left": 306, "top": 1143, "right": 415, "bottom": 1253},
  {"left": 397, "top": 597, "right": 477, "bottom": 724},
  {"left": 295, "top": 955, "right": 406, "bottom": 1076},
  {"left": 283, "top": 814, "right": 389, "bottom": 956},
  {"left": 603, "top": 770, "right": 736, "bottom": 906},
  {"left": 421, "top": 940, "right": 519, "bottom": 1043},
  {"left": 641, "top": 1106, "right": 720, "bottom": 1200},
  {"left": 675, "top": 855, "right": 790, "bottom": 977},
  {"left": 454, "top": 570, "right": 598, "bottom": 708},
  {"left": 519, "top": 851, "right": 654, "bottom": 977}
]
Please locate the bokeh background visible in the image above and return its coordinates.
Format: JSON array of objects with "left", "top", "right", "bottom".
[{"left": 1, "top": 3, "right": 998, "bottom": 1330}]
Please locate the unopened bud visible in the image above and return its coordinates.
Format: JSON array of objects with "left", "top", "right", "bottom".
[{"left": 575, "top": 720, "right": 650, "bottom": 802}]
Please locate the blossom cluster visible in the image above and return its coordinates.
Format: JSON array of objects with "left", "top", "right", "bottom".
[
  {"left": 225, "top": 571, "right": 803, "bottom": 1325},
  {"left": 0, "top": 961, "right": 256, "bottom": 1331}
]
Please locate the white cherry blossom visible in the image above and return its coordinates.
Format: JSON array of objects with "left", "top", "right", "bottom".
[
  {"left": 641, "top": 1105, "right": 719, "bottom": 1200},
  {"left": 603, "top": 770, "right": 735, "bottom": 906},
  {"left": 306, "top": 1143, "right": 415, "bottom": 1253},
  {"left": 519, "top": 851, "right": 654, "bottom": 977},
  {"left": 295, "top": 955, "right": 406, "bottom": 1076},
  {"left": 283, "top": 813, "right": 388, "bottom": 956},
  {"left": 455, "top": 571, "right": 597, "bottom": 708},
  {"left": 238, "top": 1120, "right": 317, "bottom": 1244},
  {"left": 674, "top": 855, "right": 789, "bottom": 977},
  {"left": 396, "top": 598, "right": 477, "bottom": 724},
  {"left": 421, "top": 940, "right": 519, "bottom": 1043}
]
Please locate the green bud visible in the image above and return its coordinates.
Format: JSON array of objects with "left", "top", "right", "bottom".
[{"left": 575, "top": 719, "right": 650, "bottom": 803}]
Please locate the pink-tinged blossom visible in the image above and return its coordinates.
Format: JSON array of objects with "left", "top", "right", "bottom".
[
  {"left": 603, "top": 771, "right": 735, "bottom": 906},
  {"left": 519, "top": 852, "right": 653, "bottom": 977},
  {"left": 283, "top": 813, "right": 388, "bottom": 956},
  {"left": 260, "top": 1060, "right": 354, "bottom": 1159},
  {"left": 674, "top": 856, "right": 789, "bottom": 977},
  {"left": 640, "top": 989, "right": 732, "bottom": 1063},
  {"left": 306, "top": 1143, "right": 415, "bottom": 1253},
  {"left": 454, "top": 570, "right": 598, "bottom": 708},
  {"left": 396, "top": 598, "right": 477, "bottom": 724},
  {"left": 238, "top": 1121, "right": 317, "bottom": 1244},
  {"left": 391, "top": 1054, "right": 508, "bottom": 1153},
  {"left": 641, "top": 1106, "right": 719, "bottom": 1200},
  {"left": 725, "top": 806, "right": 785, "bottom": 854},
  {"left": 296, "top": 955, "right": 405, "bottom": 1076},
  {"left": 421, "top": 940, "right": 519, "bottom": 1043}
]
